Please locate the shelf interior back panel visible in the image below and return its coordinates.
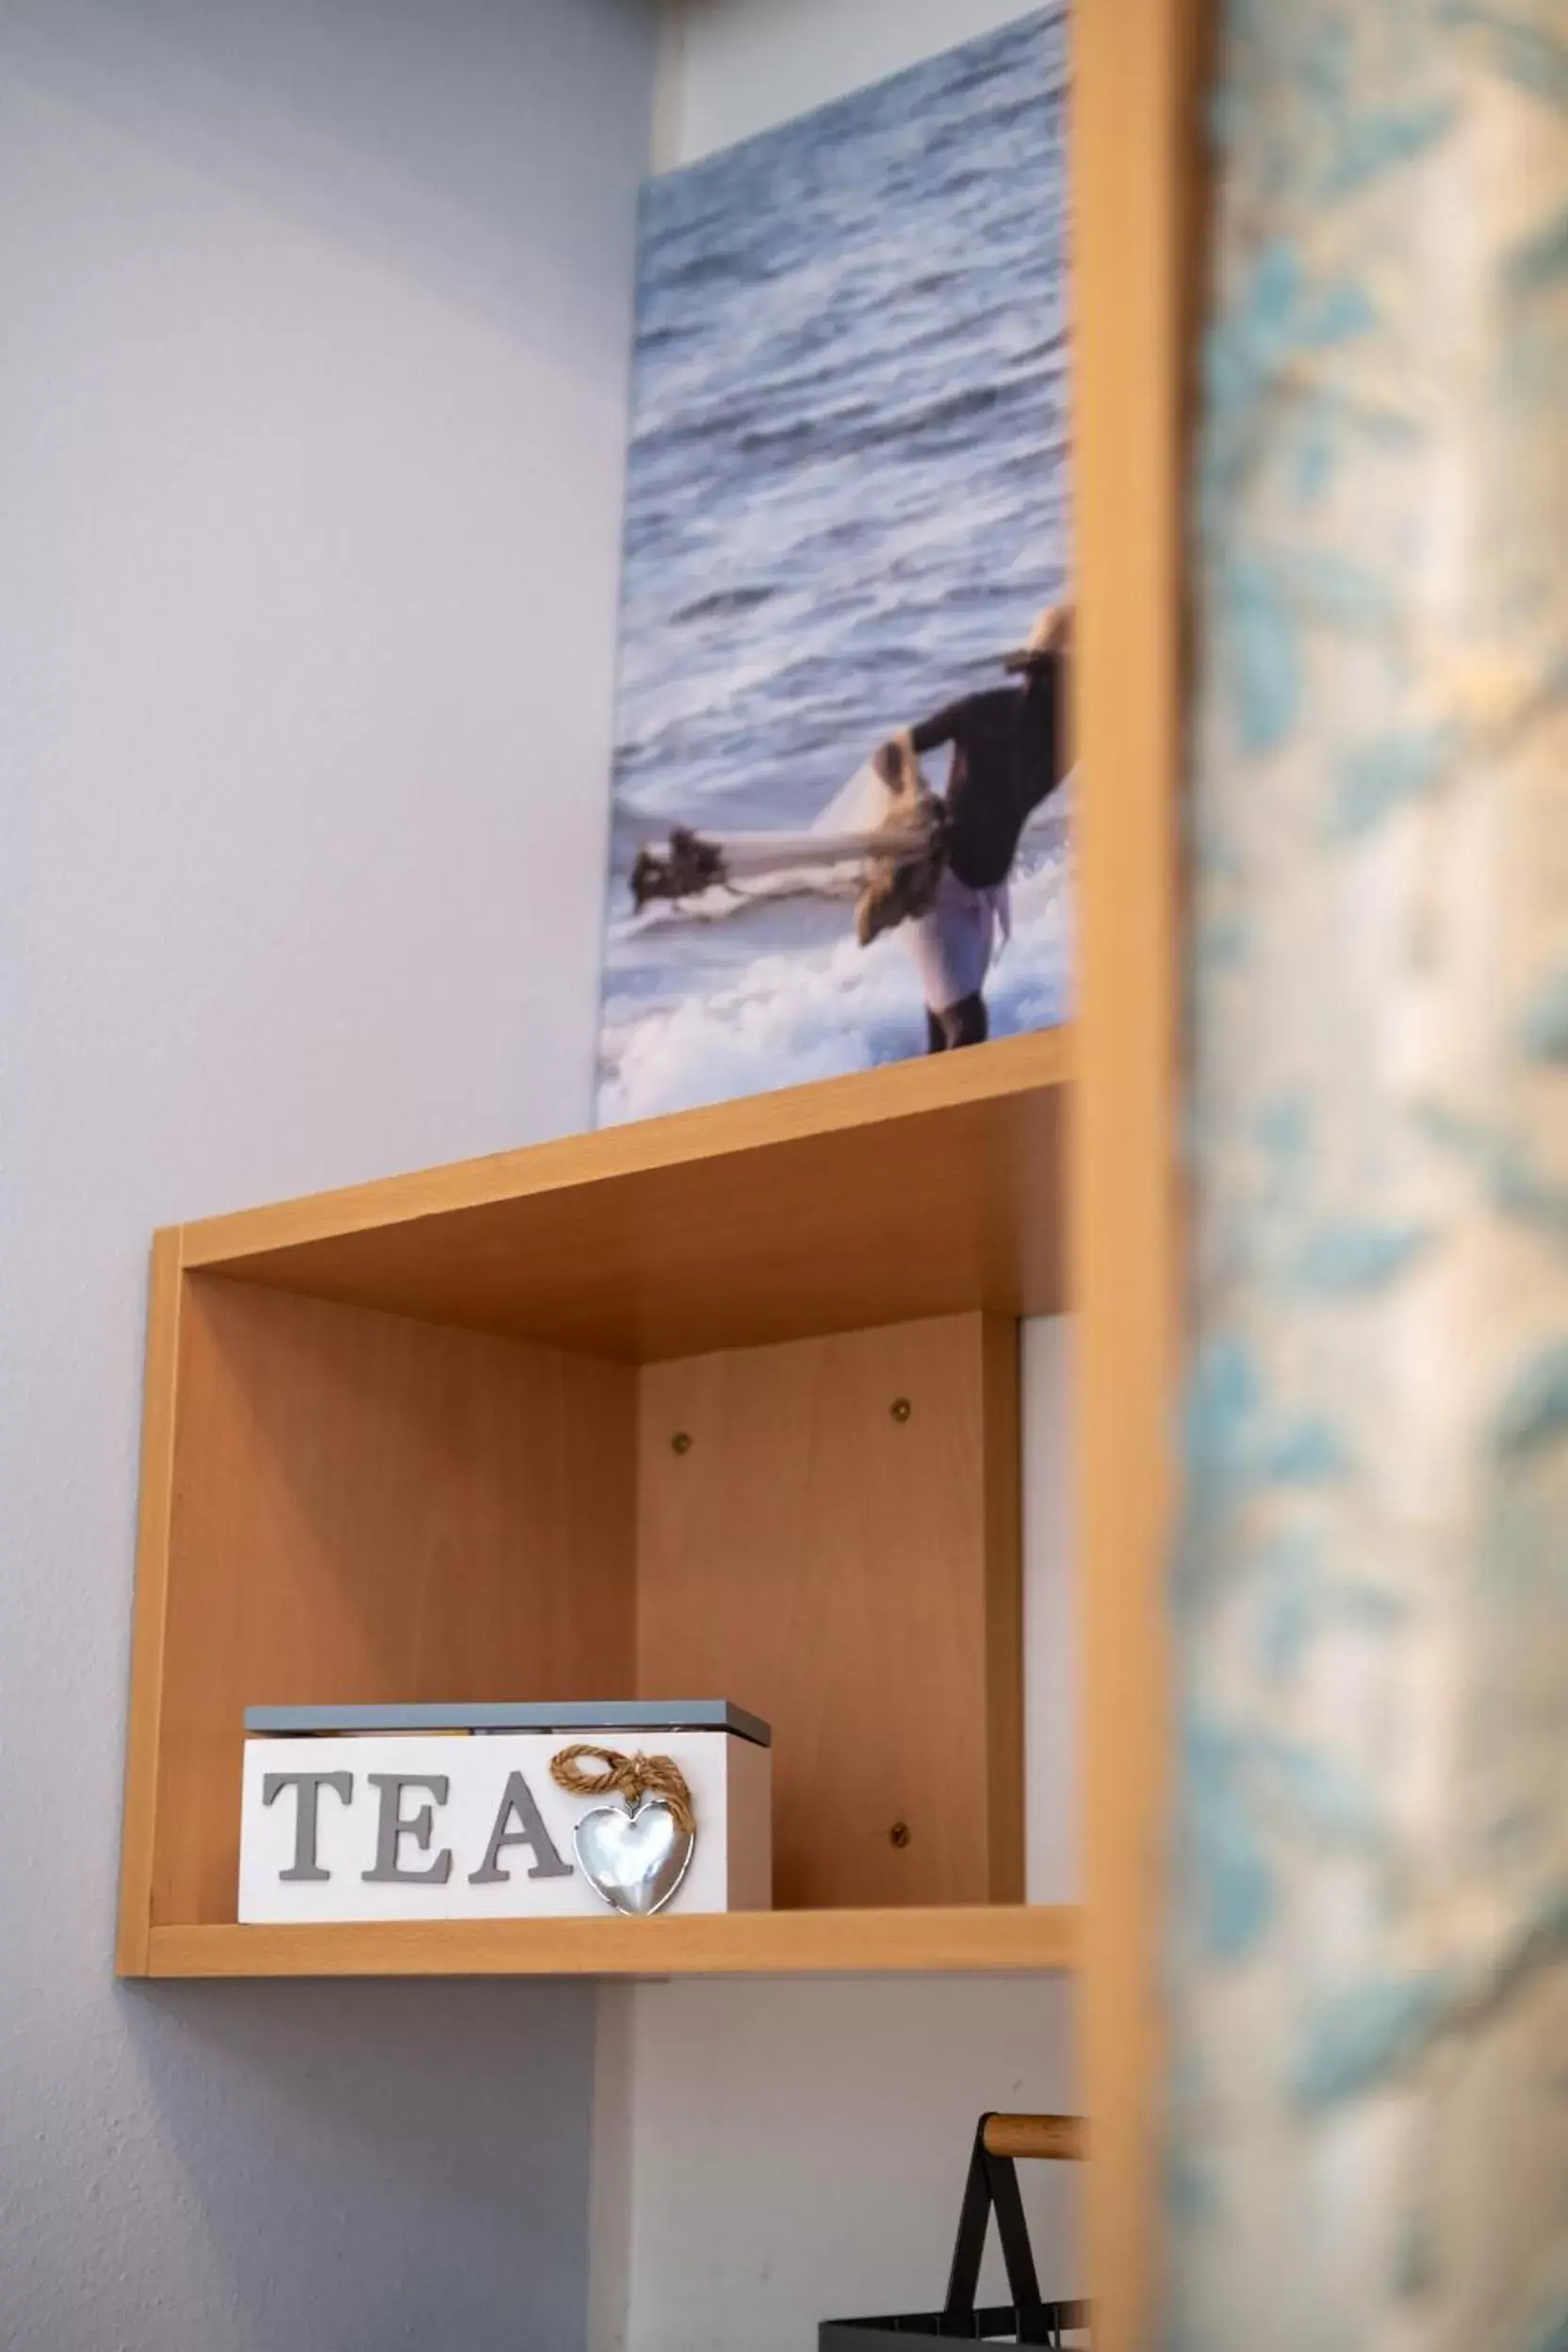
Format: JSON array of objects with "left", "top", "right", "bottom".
[
  {"left": 151, "top": 1284, "right": 1021, "bottom": 1928},
  {"left": 172, "top": 1027, "right": 1071, "bottom": 1361},
  {"left": 637, "top": 1313, "right": 1022, "bottom": 1910}
]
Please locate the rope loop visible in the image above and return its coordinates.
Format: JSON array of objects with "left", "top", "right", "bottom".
[{"left": 549, "top": 1742, "right": 696, "bottom": 1838}]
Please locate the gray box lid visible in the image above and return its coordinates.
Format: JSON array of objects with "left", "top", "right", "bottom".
[{"left": 242, "top": 1698, "right": 772, "bottom": 1747}]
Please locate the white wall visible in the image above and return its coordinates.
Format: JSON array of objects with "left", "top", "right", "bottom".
[
  {"left": 613, "top": 1974, "right": 1079, "bottom": 2351},
  {"left": 655, "top": 0, "right": 1042, "bottom": 166},
  {"left": 604, "top": 13, "right": 1079, "bottom": 2345},
  {"left": 0, "top": 1, "right": 657, "bottom": 2345}
]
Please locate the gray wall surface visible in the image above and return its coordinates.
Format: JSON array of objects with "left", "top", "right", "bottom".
[{"left": 0, "top": 1, "right": 657, "bottom": 2344}]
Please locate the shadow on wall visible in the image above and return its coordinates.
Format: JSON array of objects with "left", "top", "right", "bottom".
[
  {"left": 0, "top": 0, "right": 650, "bottom": 351},
  {"left": 118, "top": 1978, "right": 596, "bottom": 2348}
]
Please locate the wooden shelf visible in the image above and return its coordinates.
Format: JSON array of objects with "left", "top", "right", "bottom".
[
  {"left": 180, "top": 1024, "right": 1071, "bottom": 1359},
  {"left": 120, "top": 1031, "right": 1073, "bottom": 1982},
  {"left": 144, "top": 1905, "right": 1081, "bottom": 1980}
]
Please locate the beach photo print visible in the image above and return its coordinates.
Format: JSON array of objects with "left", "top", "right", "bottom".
[{"left": 596, "top": 8, "right": 1071, "bottom": 1125}]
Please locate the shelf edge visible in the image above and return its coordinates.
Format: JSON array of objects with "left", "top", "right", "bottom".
[
  {"left": 139, "top": 1904, "right": 1083, "bottom": 1981},
  {"left": 178, "top": 1026, "right": 1074, "bottom": 1274}
]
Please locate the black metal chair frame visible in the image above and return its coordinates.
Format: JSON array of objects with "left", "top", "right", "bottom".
[{"left": 820, "top": 2111, "right": 1088, "bottom": 2346}]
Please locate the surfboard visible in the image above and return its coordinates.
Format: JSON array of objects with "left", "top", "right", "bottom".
[{"left": 619, "top": 765, "right": 1073, "bottom": 935}]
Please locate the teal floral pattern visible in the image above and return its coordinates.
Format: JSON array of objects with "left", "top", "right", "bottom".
[{"left": 1175, "top": 3, "right": 1568, "bottom": 2343}]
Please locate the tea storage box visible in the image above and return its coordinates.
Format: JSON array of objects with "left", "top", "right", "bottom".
[{"left": 239, "top": 1701, "right": 772, "bottom": 1924}]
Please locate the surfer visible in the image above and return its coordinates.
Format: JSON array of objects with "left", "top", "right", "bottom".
[
  {"left": 624, "top": 600, "right": 1071, "bottom": 1058},
  {"left": 857, "top": 601, "right": 1073, "bottom": 1052}
]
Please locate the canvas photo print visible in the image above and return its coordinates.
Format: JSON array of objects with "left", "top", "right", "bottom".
[{"left": 596, "top": 8, "right": 1071, "bottom": 1126}]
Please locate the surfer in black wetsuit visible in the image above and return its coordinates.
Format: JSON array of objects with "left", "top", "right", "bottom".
[{"left": 859, "top": 603, "right": 1073, "bottom": 1051}]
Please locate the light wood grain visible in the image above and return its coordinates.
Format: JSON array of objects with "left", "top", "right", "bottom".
[
  {"left": 116, "top": 1231, "right": 187, "bottom": 1975},
  {"left": 982, "top": 1314, "right": 1024, "bottom": 1903},
  {"left": 149, "top": 1277, "right": 637, "bottom": 1933},
  {"left": 983, "top": 2114, "right": 1087, "bottom": 2164},
  {"left": 1074, "top": 0, "right": 1199, "bottom": 2335},
  {"left": 172, "top": 1028, "right": 1070, "bottom": 1361},
  {"left": 636, "top": 1315, "right": 1021, "bottom": 1910},
  {"left": 143, "top": 1904, "right": 1082, "bottom": 1980}
]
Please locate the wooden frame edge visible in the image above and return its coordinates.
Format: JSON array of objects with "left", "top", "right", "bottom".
[
  {"left": 115, "top": 1228, "right": 185, "bottom": 1977},
  {"left": 1073, "top": 0, "right": 1203, "bottom": 2340}
]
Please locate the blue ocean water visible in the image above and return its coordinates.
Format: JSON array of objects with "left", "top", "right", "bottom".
[{"left": 597, "top": 8, "right": 1071, "bottom": 1123}]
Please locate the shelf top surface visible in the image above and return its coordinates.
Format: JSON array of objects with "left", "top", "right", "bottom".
[
  {"left": 174, "top": 1026, "right": 1071, "bottom": 1360},
  {"left": 140, "top": 1904, "right": 1082, "bottom": 1980}
]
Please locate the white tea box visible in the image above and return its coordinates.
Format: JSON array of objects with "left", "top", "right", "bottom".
[{"left": 237, "top": 1701, "right": 771, "bottom": 1926}]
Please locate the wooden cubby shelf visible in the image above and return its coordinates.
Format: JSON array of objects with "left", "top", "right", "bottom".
[{"left": 119, "top": 1027, "right": 1075, "bottom": 1980}]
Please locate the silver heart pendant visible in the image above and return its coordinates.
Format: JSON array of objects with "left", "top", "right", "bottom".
[{"left": 573, "top": 1797, "right": 694, "bottom": 1918}]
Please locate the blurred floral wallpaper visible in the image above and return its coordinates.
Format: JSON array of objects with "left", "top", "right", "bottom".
[{"left": 1173, "top": 2, "right": 1568, "bottom": 2343}]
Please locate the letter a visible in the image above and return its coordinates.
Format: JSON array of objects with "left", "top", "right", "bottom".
[{"left": 468, "top": 1770, "right": 572, "bottom": 1883}]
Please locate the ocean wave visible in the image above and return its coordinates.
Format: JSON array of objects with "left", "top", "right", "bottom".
[
  {"left": 671, "top": 583, "right": 780, "bottom": 626},
  {"left": 597, "top": 848, "right": 1073, "bottom": 1125}
]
